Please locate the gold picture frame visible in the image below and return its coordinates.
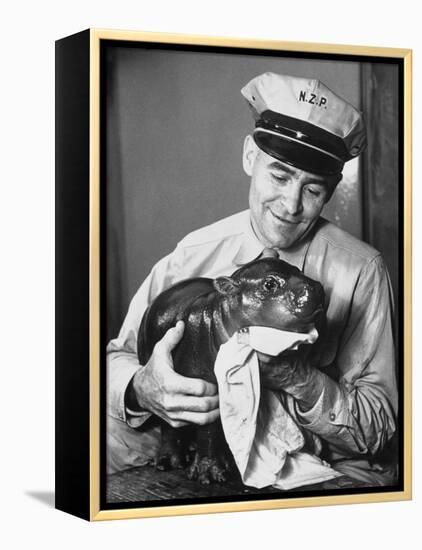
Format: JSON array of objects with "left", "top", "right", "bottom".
[{"left": 55, "top": 28, "right": 412, "bottom": 521}]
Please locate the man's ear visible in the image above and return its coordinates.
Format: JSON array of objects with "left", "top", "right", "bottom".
[
  {"left": 242, "top": 134, "right": 259, "bottom": 176},
  {"left": 213, "top": 276, "right": 240, "bottom": 296},
  {"left": 324, "top": 174, "right": 343, "bottom": 203}
]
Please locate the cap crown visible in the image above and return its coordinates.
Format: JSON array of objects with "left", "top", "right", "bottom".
[{"left": 241, "top": 72, "right": 367, "bottom": 169}]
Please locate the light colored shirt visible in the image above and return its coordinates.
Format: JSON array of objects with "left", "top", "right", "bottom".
[{"left": 107, "top": 210, "right": 397, "bottom": 460}]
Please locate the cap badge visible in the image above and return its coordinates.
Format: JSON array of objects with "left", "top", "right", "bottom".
[{"left": 298, "top": 90, "right": 328, "bottom": 109}]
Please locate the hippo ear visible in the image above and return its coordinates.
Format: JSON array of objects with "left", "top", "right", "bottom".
[{"left": 213, "top": 276, "right": 240, "bottom": 296}]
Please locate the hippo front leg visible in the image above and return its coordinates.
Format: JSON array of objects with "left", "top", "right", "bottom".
[
  {"left": 187, "top": 421, "right": 237, "bottom": 485},
  {"left": 156, "top": 424, "right": 191, "bottom": 471}
]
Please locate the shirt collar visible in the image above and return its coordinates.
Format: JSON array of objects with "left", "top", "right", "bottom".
[
  {"left": 233, "top": 211, "right": 316, "bottom": 271},
  {"left": 233, "top": 214, "right": 265, "bottom": 266}
]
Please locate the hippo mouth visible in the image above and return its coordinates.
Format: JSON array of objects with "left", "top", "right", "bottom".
[
  {"left": 296, "top": 305, "right": 324, "bottom": 323},
  {"left": 273, "top": 305, "right": 324, "bottom": 334},
  {"left": 238, "top": 325, "right": 319, "bottom": 356}
]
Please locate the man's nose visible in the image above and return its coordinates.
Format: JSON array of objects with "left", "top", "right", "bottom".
[{"left": 281, "top": 185, "right": 303, "bottom": 216}]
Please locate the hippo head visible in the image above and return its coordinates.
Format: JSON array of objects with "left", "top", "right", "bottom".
[{"left": 213, "top": 257, "right": 325, "bottom": 334}]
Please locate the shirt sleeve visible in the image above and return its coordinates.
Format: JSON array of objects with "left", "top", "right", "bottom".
[
  {"left": 285, "top": 254, "right": 398, "bottom": 458},
  {"left": 106, "top": 248, "right": 183, "bottom": 428}
]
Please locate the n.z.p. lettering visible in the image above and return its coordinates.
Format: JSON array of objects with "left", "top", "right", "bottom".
[{"left": 299, "top": 90, "right": 327, "bottom": 108}]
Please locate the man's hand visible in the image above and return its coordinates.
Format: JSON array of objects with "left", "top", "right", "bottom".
[{"left": 131, "top": 320, "right": 220, "bottom": 428}]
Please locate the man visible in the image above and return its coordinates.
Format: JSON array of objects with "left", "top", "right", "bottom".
[{"left": 107, "top": 73, "right": 397, "bottom": 485}]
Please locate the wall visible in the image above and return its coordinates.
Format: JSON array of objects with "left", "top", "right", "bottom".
[{"left": 362, "top": 62, "right": 400, "bottom": 320}]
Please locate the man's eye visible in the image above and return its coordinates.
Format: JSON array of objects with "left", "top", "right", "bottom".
[
  {"left": 271, "top": 174, "right": 288, "bottom": 184},
  {"left": 306, "top": 186, "right": 322, "bottom": 197}
]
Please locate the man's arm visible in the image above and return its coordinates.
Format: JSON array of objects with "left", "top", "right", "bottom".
[
  {"left": 259, "top": 255, "right": 397, "bottom": 458},
  {"left": 107, "top": 249, "right": 219, "bottom": 429}
]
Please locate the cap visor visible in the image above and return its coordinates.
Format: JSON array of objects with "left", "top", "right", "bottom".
[{"left": 254, "top": 130, "right": 344, "bottom": 176}]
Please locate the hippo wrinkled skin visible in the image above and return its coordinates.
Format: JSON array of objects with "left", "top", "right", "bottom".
[{"left": 137, "top": 256, "right": 325, "bottom": 484}]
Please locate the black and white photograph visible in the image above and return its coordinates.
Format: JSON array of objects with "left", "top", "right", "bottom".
[
  {"left": 4, "top": 0, "right": 421, "bottom": 541},
  {"left": 101, "top": 38, "right": 405, "bottom": 511}
]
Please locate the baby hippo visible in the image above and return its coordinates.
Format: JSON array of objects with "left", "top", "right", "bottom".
[{"left": 137, "top": 254, "right": 325, "bottom": 484}]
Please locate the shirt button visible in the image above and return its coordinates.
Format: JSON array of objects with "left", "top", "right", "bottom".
[{"left": 329, "top": 412, "right": 336, "bottom": 421}]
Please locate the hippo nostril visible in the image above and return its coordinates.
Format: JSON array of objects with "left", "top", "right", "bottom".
[
  {"left": 286, "top": 290, "right": 295, "bottom": 304},
  {"left": 296, "top": 288, "right": 310, "bottom": 307},
  {"left": 286, "top": 283, "right": 324, "bottom": 317},
  {"left": 286, "top": 290, "right": 302, "bottom": 312}
]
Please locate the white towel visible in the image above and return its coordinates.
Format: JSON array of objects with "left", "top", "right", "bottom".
[{"left": 214, "top": 327, "right": 341, "bottom": 490}]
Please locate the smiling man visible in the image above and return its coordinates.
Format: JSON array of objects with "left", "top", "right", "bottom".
[
  {"left": 245, "top": 139, "right": 341, "bottom": 250},
  {"left": 107, "top": 73, "right": 397, "bottom": 486}
]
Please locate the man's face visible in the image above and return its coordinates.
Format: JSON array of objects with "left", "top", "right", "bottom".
[{"left": 243, "top": 136, "right": 340, "bottom": 250}]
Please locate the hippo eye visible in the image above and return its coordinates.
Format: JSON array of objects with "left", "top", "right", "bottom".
[{"left": 263, "top": 276, "right": 280, "bottom": 292}]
